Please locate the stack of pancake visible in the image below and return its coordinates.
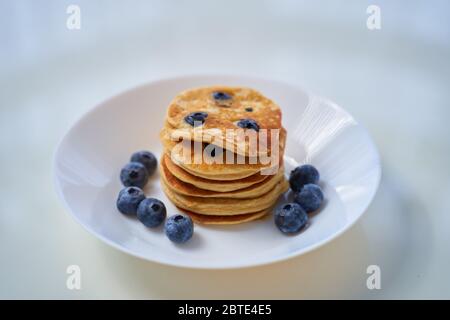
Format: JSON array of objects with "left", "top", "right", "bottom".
[{"left": 159, "top": 86, "right": 288, "bottom": 224}]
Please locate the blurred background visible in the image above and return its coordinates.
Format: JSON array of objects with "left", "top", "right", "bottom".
[{"left": 1, "top": 0, "right": 449, "bottom": 298}]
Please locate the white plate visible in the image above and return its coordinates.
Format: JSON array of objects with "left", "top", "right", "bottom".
[{"left": 53, "top": 75, "right": 381, "bottom": 269}]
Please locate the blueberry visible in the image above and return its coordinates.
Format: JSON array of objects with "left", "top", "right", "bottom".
[
  {"left": 137, "top": 198, "right": 166, "bottom": 228},
  {"left": 130, "top": 151, "right": 157, "bottom": 176},
  {"left": 274, "top": 203, "right": 308, "bottom": 234},
  {"left": 237, "top": 119, "right": 260, "bottom": 131},
  {"left": 184, "top": 112, "right": 208, "bottom": 127},
  {"left": 294, "top": 184, "right": 324, "bottom": 213},
  {"left": 116, "top": 186, "right": 145, "bottom": 215},
  {"left": 165, "top": 214, "right": 194, "bottom": 243},
  {"left": 289, "top": 164, "right": 320, "bottom": 192},
  {"left": 212, "top": 91, "right": 232, "bottom": 100},
  {"left": 120, "top": 162, "right": 149, "bottom": 188}
]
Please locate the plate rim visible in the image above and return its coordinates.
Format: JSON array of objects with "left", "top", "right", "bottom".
[{"left": 52, "top": 74, "right": 382, "bottom": 269}]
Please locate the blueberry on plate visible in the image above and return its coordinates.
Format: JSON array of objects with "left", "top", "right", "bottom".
[
  {"left": 294, "top": 183, "right": 324, "bottom": 213},
  {"left": 184, "top": 112, "right": 208, "bottom": 127},
  {"left": 116, "top": 186, "right": 145, "bottom": 215},
  {"left": 130, "top": 151, "right": 157, "bottom": 176},
  {"left": 289, "top": 164, "right": 320, "bottom": 192},
  {"left": 237, "top": 118, "right": 260, "bottom": 131},
  {"left": 165, "top": 214, "right": 194, "bottom": 243},
  {"left": 274, "top": 203, "right": 308, "bottom": 234},
  {"left": 120, "top": 162, "right": 149, "bottom": 188},
  {"left": 212, "top": 91, "right": 232, "bottom": 100},
  {"left": 137, "top": 198, "right": 166, "bottom": 228}
]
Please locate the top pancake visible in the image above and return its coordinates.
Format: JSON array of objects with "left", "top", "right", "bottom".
[{"left": 166, "top": 86, "right": 283, "bottom": 157}]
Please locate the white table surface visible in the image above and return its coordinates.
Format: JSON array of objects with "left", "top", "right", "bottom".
[{"left": 1, "top": 0, "right": 449, "bottom": 299}]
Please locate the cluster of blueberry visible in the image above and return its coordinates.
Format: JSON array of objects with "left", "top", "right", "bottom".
[
  {"left": 117, "top": 151, "right": 323, "bottom": 241},
  {"left": 275, "top": 165, "right": 324, "bottom": 234},
  {"left": 116, "top": 151, "right": 194, "bottom": 243}
]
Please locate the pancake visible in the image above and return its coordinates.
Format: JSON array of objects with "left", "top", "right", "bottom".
[
  {"left": 179, "top": 207, "right": 272, "bottom": 225},
  {"left": 159, "top": 86, "right": 289, "bottom": 225},
  {"left": 161, "top": 177, "right": 289, "bottom": 216},
  {"left": 165, "top": 86, "right": 283, "bottom": 157},
  {"left": 160, "top": 125, "right": 286, "bottom": 180},
  {"left": 160, "top": 157, "right": 285, "bottom": 198},
  {"left": 163, "top": 154, "right": 269, "bottom": 192}
]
